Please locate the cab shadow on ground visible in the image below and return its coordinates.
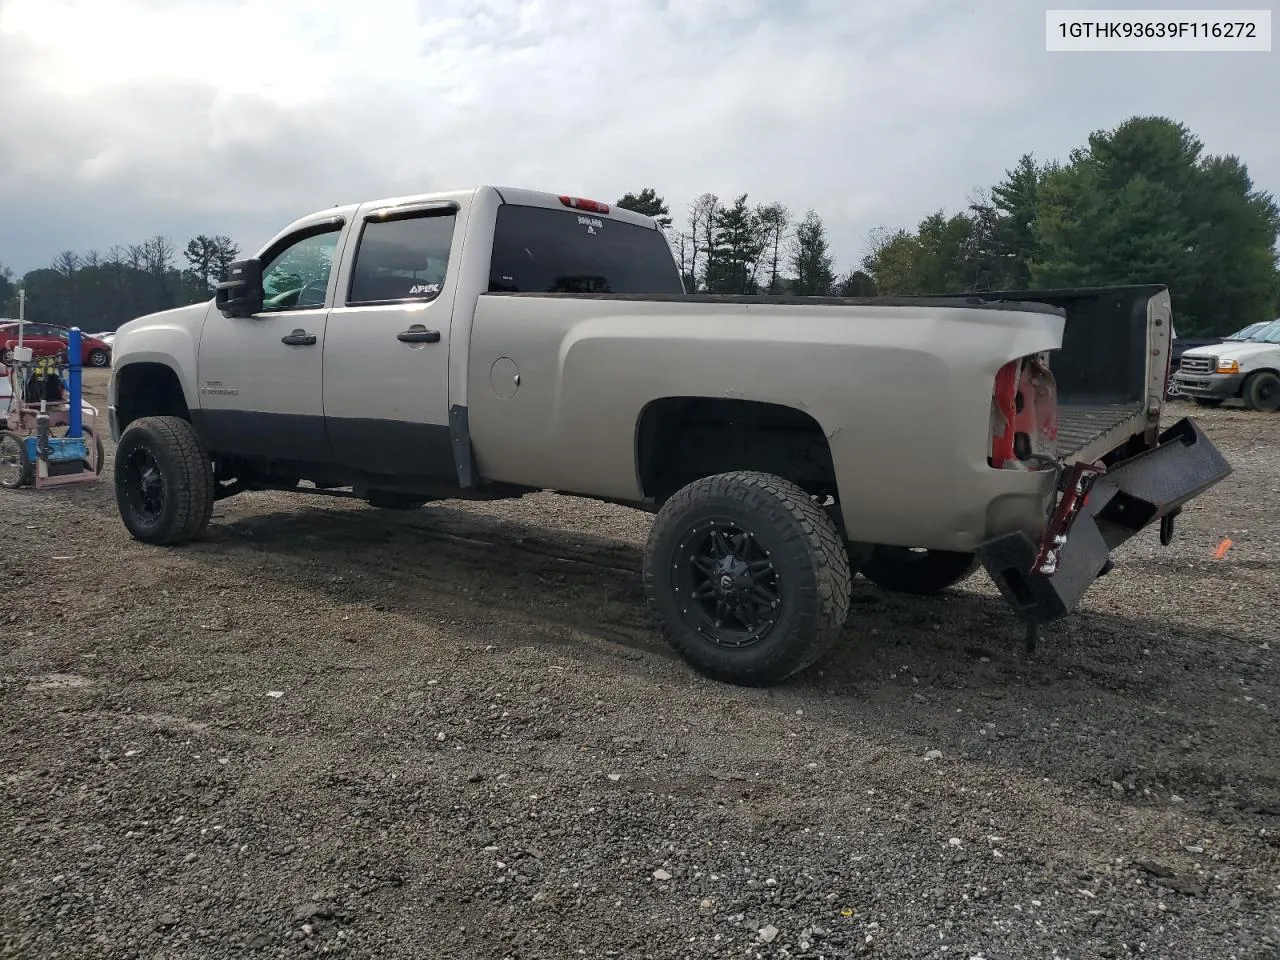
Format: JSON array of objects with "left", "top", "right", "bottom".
[{"left": 183, "top": 499, "right": 1280, "bottom": 832}]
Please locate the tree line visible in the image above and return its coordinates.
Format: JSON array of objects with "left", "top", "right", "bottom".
[
  {"left": 0, "top": 235, "right": 240, "bottom": 330},
  {"left": 618, "top": 116, "right": 1280, "bottom": 335},
  {"left": 3, "top": 115, "right": 1275, "bottom": 336}
]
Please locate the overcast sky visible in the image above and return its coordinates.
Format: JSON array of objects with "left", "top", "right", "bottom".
[{"left": 0, "top": 0, "right": 1276, "bottom": 279}]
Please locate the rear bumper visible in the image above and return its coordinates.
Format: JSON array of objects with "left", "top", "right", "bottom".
[
  {"left": 1173, "top": 371, "right": 1243, "bottom": 399},
  {"left": 977, "top": 416, "right": 1231, "bottom": 624}
]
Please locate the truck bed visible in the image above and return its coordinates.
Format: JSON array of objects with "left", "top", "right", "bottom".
[
  {"left": 954, "top": 286, "right": 1164, "bottom": 466},
  {"left": 1056, "top": 402, "right": 1146, "bottom": 461}
]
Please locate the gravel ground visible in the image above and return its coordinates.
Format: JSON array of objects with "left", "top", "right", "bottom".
[{"left": 2, "top": 375, "right": 1277, "bottom": 960}]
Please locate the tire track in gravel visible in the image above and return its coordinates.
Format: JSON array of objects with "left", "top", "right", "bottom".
[{"left": 190, "top": 503, "right": 684, "bottom": 667}]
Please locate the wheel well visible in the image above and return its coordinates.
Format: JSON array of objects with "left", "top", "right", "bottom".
[
  {"left": 635, "top": 397, "right": 838, "bottom": 504},
  {"left": 115, "top": 363, "right": 190, "bottom": 431}
]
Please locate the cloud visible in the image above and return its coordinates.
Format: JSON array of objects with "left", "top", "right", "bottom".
[{"left": 0, "top": 0, "right": 1276, "bottom": 278}]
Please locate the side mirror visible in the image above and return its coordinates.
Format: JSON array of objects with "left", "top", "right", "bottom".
[{"left": 215, "top": 259, "right": 264, "bottom": 318}]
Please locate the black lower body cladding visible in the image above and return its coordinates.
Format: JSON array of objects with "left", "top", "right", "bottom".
[{"left": 642, "top": 470, "right": 851, "bottom": 686}]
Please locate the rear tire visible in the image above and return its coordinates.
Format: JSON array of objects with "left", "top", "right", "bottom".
[
  {"left": 114, "top": 416, "right": 214, "bottom": 545},
  {"left": 642, "top": 471, "right": 851, "bottom": 687},
  {"left": 1192, "top": 397, "right": 1224, "bottom": 408},
  {"left": 366, "top": 491, "right": 429, "bottom": 510},
  {"left": 860, "top": 545, "right": 981, "bottom": 595},
  {"left": 1242, "top": 371, "right": 1280, "bottom": 413}
]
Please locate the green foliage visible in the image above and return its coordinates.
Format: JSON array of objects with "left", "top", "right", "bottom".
[
  {"left": 671, "top": 194, "right": 792, "bottom": 294},
  {"left": 3, "top": 233, "right": 240, "bottom": 330},
  {"left": 754, "top": 202, "right": 790, "bottom": 295},
  {"left": 790, "top": 210, "right": 835, "bottom": 296},
  {"left": 838, "top": 270, "right": 877, "bottom": 297},
  {"left": 616, "top": 188, "right": 672, "bottom": 230},
  {"left": 0, "top": 263, "right": 14, "bottom": 316},
  {"left": 857, "top": 116, "right": 1279, "bottom": 334},
  {"left": 987, "top": 153, "right": 1042, "bottom": 288},
  {"left": 861, "top": 228, "right": 923, "bottom": 295},
  {"left": 1029, "top": 116, "right": 1280, "bottom": 333},
  {"left": 705, "top": 194, "right": 765, "bottom": 294},
  {"left": 183, "top": 234, "right": 241, "bottom": 296}
]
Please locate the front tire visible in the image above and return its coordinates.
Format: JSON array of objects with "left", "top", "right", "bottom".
[
  {"left": 87, "top": 348, "right": 110, "bottom": 367},
  {"left": 114, "top": 416, "right": 214, "bottom": 545},
  {"left": 1243, "top": 371, "right": 1280, "bottom": 413},
  {"left": 642, "top": 471, "right": 851, "bottom": 687},
  {"left": 860, "top": 546, "right": 981, "bottom": 595}
]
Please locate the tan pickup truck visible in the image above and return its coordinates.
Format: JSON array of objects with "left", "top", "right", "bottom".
[{"left": 106, "top": 186, "right": 1232, "bottom": 685}]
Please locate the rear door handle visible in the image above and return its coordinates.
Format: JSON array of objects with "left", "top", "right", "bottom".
[
  {"left": 397, "top": 326, "right": 441, "bottom": 344},
  {"left": 281, "top": 330, "right": 317, "bottom": 346}
]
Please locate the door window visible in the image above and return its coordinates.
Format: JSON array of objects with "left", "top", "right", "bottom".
[
  {"left": 347, "top": 211, "right": 457, "bottom": 306},
  {"left": 260, "top": 227, "right": 343, "bottom": 312}
]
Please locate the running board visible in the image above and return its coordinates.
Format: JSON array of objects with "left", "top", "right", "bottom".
[{"left": 978, "top": 416, "right": 1232, "bottom": 628}]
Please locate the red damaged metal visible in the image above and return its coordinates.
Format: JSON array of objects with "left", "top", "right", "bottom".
[
  {"left": 991, "top": 356, "right": 1059, "bottom": 469},
  {"left": 1034, "top": 460, "right": 1106, "bottom": 575}
]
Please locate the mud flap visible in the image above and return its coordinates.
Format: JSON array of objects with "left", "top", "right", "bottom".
[{"left": 978, "top": 416, "right": 1232, "bottom": 628}]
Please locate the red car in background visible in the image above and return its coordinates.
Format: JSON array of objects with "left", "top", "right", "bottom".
[{"left": 0, "top": 322, "right": 113, "bottom": 368}]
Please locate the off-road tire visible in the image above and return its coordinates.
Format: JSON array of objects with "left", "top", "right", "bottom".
[
  {"left": 642, "top": 470, "right": 851, "bottom": 687},
  {"left": 114, "top": 416, "right": 215, "bottom": 545},
  {"left": 1242, "top": 371, "right": 1280, "bottom": 413},
  {"left": 860, "top": 546, "right": 982, "bottom": 595},
  {"left": 366, "top": 491, "right": 429, "bottom": 510},
  {"left": 0, "top": 430, "right": 33, "bottom": 488}
]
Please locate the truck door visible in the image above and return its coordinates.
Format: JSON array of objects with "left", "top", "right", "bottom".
[
  {"left": 196, "top": 220, "right": 347, "bottom": 462},
  {"left": 322, "top": 202, "right": 459, "bottom": 479}
]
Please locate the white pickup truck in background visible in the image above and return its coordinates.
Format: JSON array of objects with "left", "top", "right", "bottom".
[
  {"left": 106, "top": 185, "right": 1231, "bottom": 686},
  {"left": 1173, "top": 317, "right": 1280, "bottom": 411}
]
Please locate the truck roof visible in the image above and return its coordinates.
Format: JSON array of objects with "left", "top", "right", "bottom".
[{"left": 268, "top": 185, "right": 660, "bottom": 254}]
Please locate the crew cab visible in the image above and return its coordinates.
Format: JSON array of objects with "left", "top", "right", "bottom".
[
  {"left": 105, "top": 185, "right": 1231, "bottom": 686},
  {"left": 1173, "top": 318, "right": 1280, "bottom": 412}
]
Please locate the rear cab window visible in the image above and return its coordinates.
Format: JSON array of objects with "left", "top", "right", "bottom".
[
  {"left": 347, "top": 209, "right": 458, "bottom": 306},
  {"left": 488, "top": 204, "right": 683, "bottom": 295}
]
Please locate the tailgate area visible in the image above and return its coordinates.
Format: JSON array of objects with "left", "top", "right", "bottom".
[
  {"left": 1056, "top": 402, "right": 1145, "bottom": 461},
  {"left": 955, "top": 285, "right": 1167, "bottom": 465}
]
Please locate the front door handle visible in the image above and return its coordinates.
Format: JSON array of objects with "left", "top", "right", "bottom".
[
  {"left": 281, "top": 330, "right": 317, "bottom": 346},
  {"left": 397, "top": 325, "right": 441, "bottom": 344}
]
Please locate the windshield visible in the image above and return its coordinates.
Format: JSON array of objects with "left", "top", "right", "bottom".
[
  {"left": 1248, "top": 319, "right": 1280, "bottom": 343},
  {"left": 1225, "top": 321, "right": 1267, "bottom": 341},
  {"left": 488, "top": 204, "right": 683, "bottom": 295}
]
